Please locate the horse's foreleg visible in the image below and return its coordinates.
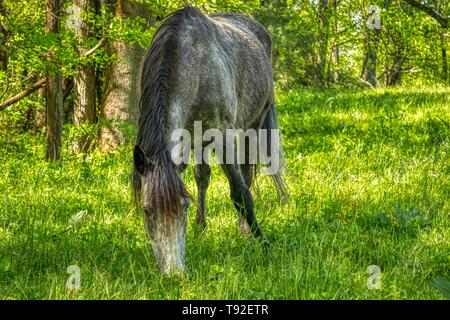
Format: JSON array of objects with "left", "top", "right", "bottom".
[
  {"left": 194, "top": 163, "right": 211, "bottom": 229},
  {"left": 222, "top": 163, "right": 268, "bottom": 242}
]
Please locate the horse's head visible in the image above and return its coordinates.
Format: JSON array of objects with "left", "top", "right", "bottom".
[{"left": 133, "top": 145, "right": 189, "bottom": 275}]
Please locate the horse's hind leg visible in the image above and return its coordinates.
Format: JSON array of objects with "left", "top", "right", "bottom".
[
  {"left": 194, "top": 163, "right": 211, "bottom": 229},
  {"left": 239, "top": 165, "right": 253, "bottom": 237},
  {"left": 221, "top": 163, "right": 268, "bottom": 242},
  {"left": 239, "top": 145, "right": 255, "bottom": 236}
]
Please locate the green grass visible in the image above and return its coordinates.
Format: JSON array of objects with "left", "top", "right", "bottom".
[{"left": 0, "top": 86, "right": 449, "bottom": 299}]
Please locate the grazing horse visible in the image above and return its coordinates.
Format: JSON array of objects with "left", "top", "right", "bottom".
[{"left": 133, "top": 6, "right": 287, "bottom": 274}]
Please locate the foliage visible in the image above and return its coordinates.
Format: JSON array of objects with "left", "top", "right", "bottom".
[{"left": 0, "top": 0, "right": 448, "bottom": 131}]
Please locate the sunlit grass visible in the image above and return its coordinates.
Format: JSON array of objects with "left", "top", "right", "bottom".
[{"left": 0, "top": 86, "right": 449, "bottom": 299}]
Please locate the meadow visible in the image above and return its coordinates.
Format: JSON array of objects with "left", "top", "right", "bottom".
[{"left": 0, "top": 86, "right": 449, "bottom": 299}]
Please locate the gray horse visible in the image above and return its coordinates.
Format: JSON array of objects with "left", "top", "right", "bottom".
[{"left": 133, "top": 6, "right": 287, "bottom": 274}]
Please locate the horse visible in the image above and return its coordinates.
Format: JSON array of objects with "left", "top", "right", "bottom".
[{"left": 132, "top": 6, "right": 287, "bottom": 274}]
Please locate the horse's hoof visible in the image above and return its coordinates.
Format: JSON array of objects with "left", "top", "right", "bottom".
[{"left": 260, "top": 235, "right": 271, "bottom": 250}]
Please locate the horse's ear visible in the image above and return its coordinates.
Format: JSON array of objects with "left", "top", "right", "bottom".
[{"left": 134, "top": 145, "right": 148, "bottom": 175}]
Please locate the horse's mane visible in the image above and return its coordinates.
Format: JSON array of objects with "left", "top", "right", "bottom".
[{"left": 132, "top": 7, "right": 200, "bottom": 216}]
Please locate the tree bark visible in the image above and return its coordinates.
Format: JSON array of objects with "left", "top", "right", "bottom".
[
  {"left": 388, "top": 56, "right": 403, "bottom": 85},
  {"left": 0, "top": 0, "right": 8, "bottom": 71},
  {"left": 73, "top": 0, "right": 98, "bottom": 151},
  {"left": 45, "top": 0, "right": 64, "bottom": 161},
  {"left": 0, "top": 78, "right": 46, "bottom": 110},
  {"left": 73, "top": 0, "right": 97, "bottom": 126},
  {"left": 365, "top": 34, "right": 379, "bottom": 87},
  {"left": 317, "top": 0, "right": 330, "bottom": 86},
  {"left": 442, "top": 33, "right": 448, "bottom": 84},
  {"left": 362, "top": 6, "right": 381, "bottom": 87},
  {"left": 330, "top": 0, "right": 339, "bottom": 83},
  {"left": 99, "top": 0, "right": 152, "bottom": 150}
]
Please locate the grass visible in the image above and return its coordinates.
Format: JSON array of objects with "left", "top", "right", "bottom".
[{"left": 0, "top": 86, "right": 449, "bottom": 299}]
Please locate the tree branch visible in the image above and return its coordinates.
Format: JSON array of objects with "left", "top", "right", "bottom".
[
  {"left": 403, "top": 0, "right": 449, "bottom": 28},
  {"left": 0, "top": 78, "right": 46, "bottom": 110},
  {"left": 83, "top": 37, "right": 106, "bottom": 57},
  {"left": 0, "top": 38, "right": 106, "bottom": 110}
]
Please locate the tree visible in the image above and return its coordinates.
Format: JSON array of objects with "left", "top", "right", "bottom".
[
  {"left": 73, "top": 0, "right": 99, "bottom": 151},
  {"left": 317, "top": 0, "right": 331, "bottom": 86},
  {"left": 403, "top": 0, "right": 448, "bottom": 28},
  {"left": 99, "top": 0, "right": 152, "bottom": 149},
  {"left": 329, "top": 0, "right": 340, "bottom": 83},
  {"left": 361, "top": 4, "right": 381, "bottom": 87},
  {"left": 442, "top": 32, "right": 448, "bottom": 83},
  {"left": 403, "top": 0, "right": 449, "bottom": 83},
  {"left": 0, "top": 0, "right": 8, "bottom": 72},
  {"left": 1, "top": 0, "right": 449, "bottom": 135},
  {"left": 45, "top": 0, "right": 64, "bottom": 161}
]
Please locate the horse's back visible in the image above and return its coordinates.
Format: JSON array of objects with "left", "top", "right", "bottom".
[
  {"left": 171, "top": 7, "right": 273, "bottom": 130},
  {"left": 208, "top": 12, "right": 272, "bottom": 59}
]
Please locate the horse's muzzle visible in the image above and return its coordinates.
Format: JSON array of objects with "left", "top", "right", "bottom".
[{"left": 142, "top": 207, "right": 187, "bottom": 275}]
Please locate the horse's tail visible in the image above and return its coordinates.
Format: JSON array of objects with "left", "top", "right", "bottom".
[{"left": 260, "top": 101, "right": 289, "bottom": 203}]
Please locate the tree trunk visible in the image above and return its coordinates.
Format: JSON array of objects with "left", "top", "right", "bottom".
[
  {"left": 0, "top": 0, "right": 8, "bottom": 71},
  {"left": 330, "top": 0, "right": 339, "bottom": 83},
  {"left": 317, "top": 0, "right": 329, "bottom": 86},
  {"left": 388, "top": 59, "right": 402, "bottom": 85},
  {"left": 361, "top": 4, "right": 382, "bottom": 87},
  {"left": 94, "top": 1, "right": 103, "bottom": 129},
  {"left": 45, "top": 0, "right": 64, "bottom": 161},
  {"left": 99, "top": 0, "right": 152, "bottom": 150},
  {"left": 73, "top": 0, "right": 98, "bottom": 151},
  {"left": 362, "top": 28, "right": 380, "bottom": 87},
  {"left": 74, "top": 0, "right": 97, "bottom": 126},
  {"left": 442, "top": 32, "right": 448, "bottom": 84}
]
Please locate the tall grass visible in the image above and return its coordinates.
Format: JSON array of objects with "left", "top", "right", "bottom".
[{"left": 0, "top": 86, "right": 449, "bottom": 299}]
